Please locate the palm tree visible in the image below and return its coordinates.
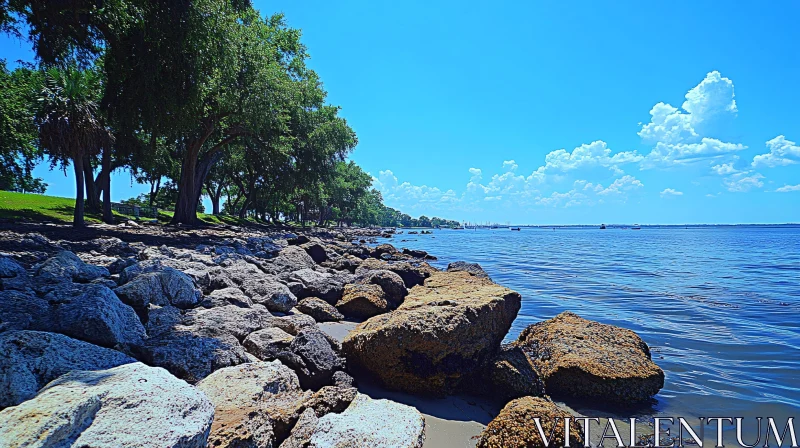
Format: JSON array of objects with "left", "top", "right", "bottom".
[{"left": 37, "top": 65, "right": 112, "bottom": 227}]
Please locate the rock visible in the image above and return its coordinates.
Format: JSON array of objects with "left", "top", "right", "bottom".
[
  {"left": 371, "top": 243, "right": 398, "bottom": 258},
  {"left": 342, "top": 271, "right": 521, "bottom": 395},
  {"left": 51, "top": 283, "right": 146, "bottom": 350},
  {"left": 307, "top": 394, "right": 425, "bottom": 448},
  {"left": 0, "top": 330, "right": 135, "bottom": 408},
  {"left": 473, "top": 344, "right": 545, "bottom": 401},
  {"left": 137, "top": 325, "right": 250, "bottom": 383},
  {"left": 34, "top": 250, "right": 109, "bottom": 283},
  {"left": 279, "top": 408, "right": 319, "bottom": 448},
  {"left": 0, "top": 363, "right": 214, "bottom": 447},
  {"left": 402, "top": 248, "right": 435, "bottom": 260},
  {"left": 0, "top": 290, "right": 50, "bottom": 332},
  {"left": 115, "top": 267, "right": 202, "bottom": 310},
  {"left": 296, "top": 297, "right": 344, "bottom": 322},
  {"left": 184, "top": 304, "right": 273, "bottom": 341},
  {"left": 201, "top": 286, "right": 254, "bottom": 308},
  {"left": 447, "top": 261, "right": 491, "bottom": 280},
  {"left": 302, "top": 240, "right": 329, "bottom": 263},
  {"left": 302, "top": 385, "right": 357, "bottom": 417},
  {"left": 144, "top": 304, "right": 184, "bottom": 337},
  {"left": 514, "top": 311, "right": 664, "bottom": 403},
  {"left": 270, "top": 313, "right": 317, "bottom": 336},
  {"left": 280, "top": 328, "right": 346, "bottom": 390},
  {"left": 476, "top": 397, "right": 583, "bottom": 448},
  {"left": 242, "top": 278, "right": 297, "bottom": 312},
  {"left": 288, "top": 235, "right": 310, "bottom": 245},
  {"left": 286, "top": 268, "right": 351, "bottom": 303},
  {"left": 196, "top": 361, "right": 311, "bottom": 446},
  {"left": 336, "top": 283, "right": 389, "bottom": 319},
  {"left": 357, "top": 269, "right": 407, "bottom": 307},
  {"left": 244, "top": 327, "right": 295, "bottom": 360},
  {"left": 0, "top": 256, "right": 28, "bottom": 291},
  {"left": 270, "top": 246, "right": 317, "bottom": 272},
  {"left": 321, "top": 254, "right": 361, "bottom": 273},
  {"left": 355, "top": 258, "right": 437, "bottom": 288},
  {"left": 332, "top": 370, "right": 356, "bottom": 388}
]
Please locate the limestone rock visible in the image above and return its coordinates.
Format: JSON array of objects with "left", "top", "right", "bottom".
[
  {"left": 477, "top": 397, "right": 583, "bottom": 448},
  {"left": 0, "top": 363, "right": 214, "bottom": 448},
  {"left": 270, "top": 313, "right": 317, "bottom": 336},
  {"left": 355, "top": 258, "right": 437, "bottom": 288},
  {"left": 336, "top": 284, "right": 389, "bottom": 319},
  {"left": 356, "top": 269, "right": 407, "bottom": 307},
  {"left": 270, "top": 246, "right": 317, "bottom": 273},
  {"left": 371, "top": 243, "right": 398, "bottom": 258},
  {"left": 115, "top": 267, "right": 202, "bottom": 310},
  {"left": 447, "top": 261, "right": 491, "bottom": 280},
  {"left": 307, "top": 394, "right": 425, "bottom": 448},
  {"left": 296, "top": 297, "right": 344, "bottom": 322},
  {"left": 474, "top": 344, "right": 545, "bottom": 401},
  {"left": 34, "top": 251, "right": 109, "bottom": 283},
  {"left": 286, "top": 268, "right": 350, "bottom": 303},
  {"left": 342, "top": 271, "right": 520, "bottom": 395},
  {"left": 201, "top": 286, "right": 254, "bottom": 308},
  {"left": 514, "top": 311, "right": 664, "bottom": 403},
  {"left": 0, "top": 330, "right": 135, "bottom": 408},
  {"left": 184, "top": 304, "right": 273, "bottom": 342},
  {"left": 244, "top": 327, "right": 295, "bottom": 360}
]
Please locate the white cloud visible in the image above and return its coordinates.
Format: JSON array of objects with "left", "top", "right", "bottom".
[
  {"left": 538, "top": 141, "right": 642, "bottom": 175},
  {"left": 752, "top": 135, "right": 800, "bottom": 168},
  {"left": 502, "top": 160, "right": 518, "bottom": 171},
  {"left": 775, "top": 184, "right": 800, "bottom": 193},
  {"left": 639, "top": 71, "right": 743, "bottom": 168},
  {"left": 596, "top": 175, "right": 644, "bottom": 196},
  {"left": 660, "top": 188, "right": 683, "bottom": 197},
  {"left": 711, "top": 161, "right": 740, "bottom": 175},
  {"left": 724, "top": 173, "right": 764, "bottom": 192}
]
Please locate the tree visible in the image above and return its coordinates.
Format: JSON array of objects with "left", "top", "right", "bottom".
[
  {"left": 0, "top": 60, "right": 46, "bottom": 193},
  {"left": 36, "top": 65, "right": 111, "bottom": 227}
]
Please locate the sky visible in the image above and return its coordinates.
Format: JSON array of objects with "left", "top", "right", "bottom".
[{"left": 2, "top": 1, "right": 799, "bottom": 224}]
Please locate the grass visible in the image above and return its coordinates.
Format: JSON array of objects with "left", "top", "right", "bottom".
[{"left": 0, "top": 191, "right": 256, "bottom": 226}]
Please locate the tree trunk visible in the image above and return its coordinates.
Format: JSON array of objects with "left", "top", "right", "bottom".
[
  {"left": 72, "top": 155, "right": 86, "bottom": 228},
  {"left": 83, "top": 154, "right": 99, "bottom": 213},
  {"left": 101, "top": 146, "right": 112, "bottom": 223},
  {"left": 171, "top": 143, "right": 201, "bottom": 225}
]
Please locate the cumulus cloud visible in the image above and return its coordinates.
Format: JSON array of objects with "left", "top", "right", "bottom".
[
  {"left": 724, "top": 173, "right": 764, "bottom": 192},
  {"left": 639, "top": 71, "right": 743, "bottom": 168},
  {"left": 711, "top": 161, "right": 740, "bottom": 175},
  {"left": 538, "top": 140, "right": 642, "bottom": 175},
  {"left": 775, "top": 184, "right": 800, "bottom": 193},
  {"left": 595, "top": 175, "right": 644, "bottom": 196},
  {"left": 660, "top": 188, "right": 683, "bottom": 197},
  {"left": 752, "top": 135, "right": 800, "bottom": 168},
  {"left": 502, "top": 160, "right": 518, "bottom": 171}
]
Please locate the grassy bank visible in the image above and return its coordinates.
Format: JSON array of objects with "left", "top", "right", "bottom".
[{"left": 0, "top": 191, "right": 250, "bottom": 226}]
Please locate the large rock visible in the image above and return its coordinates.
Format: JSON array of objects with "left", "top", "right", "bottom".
[
  {"left": 269, "top": 313, "right": 318, "bottom": 336},
  {"left": 243, "top": 327, "right": 295, "bottom": 360},
  {"left": 0, "top": 330, "right": 135, "bottom": 408},
  {"left": 34, "top": 251, "right": 109, "bottom": 283},
  {"left": 301, "top": 240, "right": 329, "bottom": 263},
  {"left": 306, "top": 394, "right": 425, "bottom": 448},
  {"left": 286, "top": 269, "right": 351, "bottom": 303},
  {"left": 342, "top": 271, "right": 521, "bottom": 395},
  {"left": 51, "top": 283, "right": 146, "bottom": 350},
  {"left": 336, "top": 284, "right": 389, "bottom": 319},
  {"left": 115, "top": 267, "right": 202, "bottom": 310},
  {"left": 476, "top": 396, "right": 583, "bottom": 448},
  {"left": 355, "top": 258, "right": 437, "bottom": 288},
  {"left": 270, "top": 246, "right": 317, "bottom": 273},
  {"left": 279, "top": 328, "right": 346, "bottom": 390},
  {"left": 447, "top": 261, "right": 491, "bottom": 280},
  {"left": 136, "top": 325, "right": 250, "bottom": 383},
  {"left": 0, "top": 256, "right": 31, "bottom": 292},
  {"left": 356, "top": 269, "right": 407, "bottom": 306},
  {"left": 0, "top": 290, "right": 50, "bottom": 332},
  {"left": 514, "top": 311, "right": 664, "bottom": 404},
  {"left": 242, "top": 278, "right": 297, "bottom": 312},
  {"left": 200, "top": 286, "right": 254, "bottom": 308},
  {"left": 196, "top": 361, "right": 311, "bottom": 447},
  {"left": 184, "top": 304, "right": 273, "bottom": 341},
  {"left": 475, "top": 345, "right": 545, "bottom": 401},
  {"left": 296, "top": 297, "right": 344, "bottom": 322},
  {"left": 371, "top": 243, "right": 398, "bottom": 258},
  {"left": 0, "top": 363, "right": 214, "bottom": 447}
]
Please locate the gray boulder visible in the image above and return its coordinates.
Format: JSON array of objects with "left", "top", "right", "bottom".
[
  {"left": 279, "top": 328, "right": 346, "bottom": 390},
  {"left": 0, "top": 330, "right": 135, "bottom": 408},
  {"left": 447, "top": 261, "right": 491, "bottom": 280},
  {"left": 269, "top": 313, "right": 317, "bottom": 336},
  {"left": 184, "top": 304, "right": 273, "bottom": 342},
  {"left": 0, "top": 363, "right": 215, "bottom": 447},
  {"left": 35, "top": 251, "right": 109, "bottom": 283},
  {"left": 269, "top": 246, "right": 317, "bottom": 273},
  {"left": 115, "top": 267, "right": 202, "bottom": 310},
  {"left": 201, "top": 287, "right": 254, "bottom": 308},
  {"left": 240, "top": 278, "right": 297, "bottom": 312},
  {"left": 285, "top": 269, "right": 350, "bottom": 303},
  {"left": 0, "top": 256, "right": 31, "bottom": 292},
  {"left": 296, "top": 297, "right": 343, "bottom": 322},
  {"left": 0, "top": 290, "right": 50, "bottom": 332},
  {"left": 243, "top": 327, "right": 295, "bottom": 360}
]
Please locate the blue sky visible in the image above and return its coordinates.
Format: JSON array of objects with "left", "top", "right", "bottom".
[{"left": 3, "top": 1, "right": 799, "bottom": 224}]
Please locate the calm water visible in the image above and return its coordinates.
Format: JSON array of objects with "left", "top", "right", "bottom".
[{"left": 381, "top": 226, "right": 800, "bottom": 427}]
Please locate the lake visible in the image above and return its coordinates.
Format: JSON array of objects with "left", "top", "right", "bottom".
[{"left": 382, "top": 226, "right": 800, "bottom": 432}]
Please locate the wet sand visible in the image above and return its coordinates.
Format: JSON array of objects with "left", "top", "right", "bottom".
[{"left": 319, "top": 321, "right": 499, "bottom": 448}]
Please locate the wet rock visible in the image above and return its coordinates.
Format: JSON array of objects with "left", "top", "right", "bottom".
[
  {"left": 115, "top": 267, "right": 202, "bottom": 310},
  {"left": 196, "top": 361, "right": 311, "bottom": 446},
  {"left": 0, "top": 330, "right": 135, "bottom": 408},
  {"left": 0, "top": 363, "right": 214, "bottom": 447},
  {"left": 296, "top": 297, "right": 344, "bottom": 322},
  {"left": 514, "top": 311, "right": 664, "bottom": 404},
  {"left": 35, "top": 250, "right": 109, "bottom": 283},
  {"left": 357, "top": 269, "right": 407, "bottom": 307},
  {"left": 477, "top": 397, "right": 583, "bottom": 448},
  {"left": 136, "top": 325, "right": 250, "bottom": 383},
  {"left": 200, "top": 286, "right": 254, "bottom": 308},
  {"left": 279, "top": 328, "right": 346, "bottom": 390},
  {"left": 243, "top": 327, "right": 295, "bottom": 360},
  {"left": 306, "top": 394, "right": 426, "bottom": 448},
  {"left": 447, "top": 261, "right": 491, "bottom": 280},
  {"left": 342, "top": 271, "right": 521, "bottom": 395},
  {"left": 401, "top": 248, "right": 436, "bottom": 260},
  {"left": 336, "top": 283, "right": 389, "bottom": 319}
]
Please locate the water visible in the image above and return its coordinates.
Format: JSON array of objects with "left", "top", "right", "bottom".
[{"left": 382, "top": 226, "right": 800, "bottom": 429}]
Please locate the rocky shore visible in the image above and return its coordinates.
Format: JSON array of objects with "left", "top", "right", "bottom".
[{"left": 0, "top": 222, "right": 664, "bottom": 447}]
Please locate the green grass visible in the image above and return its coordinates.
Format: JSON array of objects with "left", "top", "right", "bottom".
[{"left": 0, "top": 191, "right": 257, "bottom": 226}]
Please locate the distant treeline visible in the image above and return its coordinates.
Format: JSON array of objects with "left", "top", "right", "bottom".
[{"left": 0, "top": 1, "right": 457, "bottom": 228}]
